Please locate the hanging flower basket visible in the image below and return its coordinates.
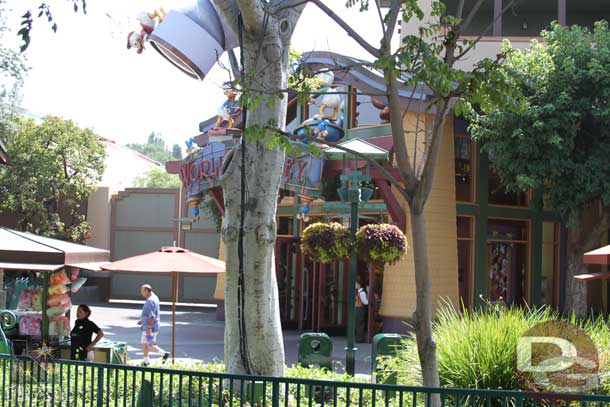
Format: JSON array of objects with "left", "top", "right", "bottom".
[
  {"left": 301, "top": 222, "right": 351, "bottom": 264},
  {"left": 356, "top": 224, "right": 407, "bottom": 264}
]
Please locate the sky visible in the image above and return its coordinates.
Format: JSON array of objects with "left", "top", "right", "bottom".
[{"left": 3, "top": 0, "right": 397, "bottom": 149}]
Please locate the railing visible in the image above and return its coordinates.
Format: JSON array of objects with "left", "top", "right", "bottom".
[{"left": 1, "top": 355, "right": 609, "bottom": 407}]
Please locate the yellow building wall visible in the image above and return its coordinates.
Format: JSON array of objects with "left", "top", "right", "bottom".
[{"left": 380, "top": 112, "right": 459, "bottom": 320}]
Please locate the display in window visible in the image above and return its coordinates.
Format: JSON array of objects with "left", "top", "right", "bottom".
[{"left": 488, "top": 242, "right": 511, "bottom": 302}]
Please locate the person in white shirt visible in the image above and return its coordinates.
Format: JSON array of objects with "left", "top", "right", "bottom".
[{"left": 355, "top": 281, "right": 369, "bottom": 342}]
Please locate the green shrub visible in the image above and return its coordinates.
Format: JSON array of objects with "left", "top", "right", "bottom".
[
  {"left": 377, "top": 301, "right": 610, "bottom": 395},
  {"left": 301, "top": 222, "right": 352, "bottom": 263},
  {"left": 356, "top": 223, "right": 407, "bottom": 264}
]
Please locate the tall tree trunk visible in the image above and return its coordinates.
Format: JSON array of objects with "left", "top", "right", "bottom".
[
  {"left": 410, "top": 206, "right": 441, "bottom": 392},
  {"left": 220, "top": 26, "right": 292, "bottom": 376}
]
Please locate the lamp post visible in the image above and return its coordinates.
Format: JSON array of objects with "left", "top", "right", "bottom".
[{"left": 337, "top": 169, "right": 372, "bottom": 375}]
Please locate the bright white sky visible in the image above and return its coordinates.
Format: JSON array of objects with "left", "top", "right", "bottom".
[{"left": 3, "top": 0, "right": 396, "bottom": 149}]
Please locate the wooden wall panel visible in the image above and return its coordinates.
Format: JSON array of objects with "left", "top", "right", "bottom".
[{"left": 380, "top": 112, "right": 459, "bottom": 319}]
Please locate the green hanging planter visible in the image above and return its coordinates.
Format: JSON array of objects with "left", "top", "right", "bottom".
[
  {"left": 356, "top": 223, "right": 407, "bottom": 264},
  {"left": 301, "top": 222, "right": 352, "bottom": 264}
]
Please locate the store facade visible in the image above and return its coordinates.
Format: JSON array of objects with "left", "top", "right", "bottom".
[{"left": 168, "top": 51, "right": 568, "bottom": 338}]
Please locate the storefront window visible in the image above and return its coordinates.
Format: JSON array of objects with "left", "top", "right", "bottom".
[
  {"left": 488, "top": 164, "right": 528, "bottom": 206},
  {"left": 455, "top": 130, "right": 474, "bottom": 202},
  {"left": 567, "top": 0, "right": 610, "bottom": 29},
  {"left": 502, "top": 0, "right": 556, "bottom": 37},
  {"left": 443, "top": 0, "right": 494, "bottom": 36},
  {"left": 487, "top": 219, "right": 529, "bottom": 305},
  {"left": 541, "top": 222, "right": 560, "bottom": 307},
  {"left": 457, "top": 216, "right": 474, "bottom": 308},
  {"left": 277, "top": 217, "right": 294, "bottom": 236}
]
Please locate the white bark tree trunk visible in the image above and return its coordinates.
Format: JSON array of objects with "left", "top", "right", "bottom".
[{"left": 218, "top": 3, "right": 303, "bottom": 376}]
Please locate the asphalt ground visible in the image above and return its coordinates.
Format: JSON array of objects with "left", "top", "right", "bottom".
[{"left": 72, "top": 302, "right": 374, "bottom": 375}]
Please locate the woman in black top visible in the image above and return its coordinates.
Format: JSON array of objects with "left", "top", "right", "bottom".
[{"left": 70, "top": 304, "right": 104, "bottom": 361}]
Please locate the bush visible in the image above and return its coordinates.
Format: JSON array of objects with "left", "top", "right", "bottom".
[
  {"left": 356, "top": 224, "right": 407, "bottom": 264},
  {"left": 377, "top": 301, "right": 610, "bottom": 394},
  {"left": 301, "top": 222, "right": 352, "bottom": 263}
]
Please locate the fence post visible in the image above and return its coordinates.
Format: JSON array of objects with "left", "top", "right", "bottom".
[
  {"left": 272, "top": 380, "right": 279, "bottom": 407},
  {"left": 97, "top": 366, "right": 104, "bottom": 407}
]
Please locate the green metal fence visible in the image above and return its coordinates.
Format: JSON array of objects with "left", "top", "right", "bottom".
[{"left": 1, "top": 355, "right": 609, "bottom": 407}]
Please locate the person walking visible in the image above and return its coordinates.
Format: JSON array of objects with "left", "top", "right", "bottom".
[
  {"left": 137, "top": 284, "right": 169, "bottom": 366},
  {"left": 355, "top": 281, "right": 369, "bottom": 343},
  {"left": 70, "top": 304, "right": 104, "bottom": 361}
]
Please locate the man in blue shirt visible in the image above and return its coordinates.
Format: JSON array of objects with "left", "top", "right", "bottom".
[{"left": 137, "top": 284, "right": 169, "bottom": 366}]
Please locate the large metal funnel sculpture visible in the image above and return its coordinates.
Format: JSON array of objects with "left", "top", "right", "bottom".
[{"left": 148, "top": 0, "right": 238, "bottom": 80}]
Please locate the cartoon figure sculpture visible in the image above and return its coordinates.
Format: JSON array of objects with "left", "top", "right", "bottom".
[
  {"left": 185, "top": 137, "right": 196, "bottom": 154},
  {"left": 138, "top": 8, "right": 166, "bottom": 36},
  {"left": 319, "top": 88, "right": 343, "bottom": 121},
  {"left": 215, "top": 85, "right": 241, "bottom": 129},
  {"left": 309, "top": 71, "right": 334, "bottom": 105},
  {"left": 294, "top": 70, "right": 346, "bottom": 142},
  {"left": 127, "top": 8, "right": 166, "bottom": 54},
  {"left": 127, "top": 31, "right": 145, "bottom": 54}
]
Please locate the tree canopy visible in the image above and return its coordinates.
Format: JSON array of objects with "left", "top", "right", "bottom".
[
  {"left": 0, "top": 0, "right": 27, "bottom": 135},
  {"left": 0, "top": 116, "right": 106, "bottom": 242},
  {"left": 127, "top": 132, "right": 182, "bottom": 164},
  {"left": 134, "top": 167, "right": 181, "bottom": 189},
  {"left": 470, "top": 22, "right": 610, "bottom": 226}
]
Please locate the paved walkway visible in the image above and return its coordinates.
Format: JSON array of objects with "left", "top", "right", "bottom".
[{"left": 75, "top": 302, "right": 374, "bottom": 374}]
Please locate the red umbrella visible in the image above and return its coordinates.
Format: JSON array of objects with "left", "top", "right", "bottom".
[
  {"left": 584, "top": 244, "right": 610, "bottom": 265},
  {"left": 101, "top": 246, "right": 225, "bottom": 362}
]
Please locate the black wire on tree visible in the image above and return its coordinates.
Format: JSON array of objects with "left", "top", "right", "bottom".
[{"left": 237, "top": 13, "right": 254, "bottom": 375}]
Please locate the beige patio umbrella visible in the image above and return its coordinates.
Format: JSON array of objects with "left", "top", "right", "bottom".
[{"left": 101, "top": 246, "right": 225, "bottom": 362}]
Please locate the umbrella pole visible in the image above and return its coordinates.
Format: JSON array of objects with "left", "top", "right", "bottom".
[{"left": 172, "top": 272, "right": 177, "bottom": 364}]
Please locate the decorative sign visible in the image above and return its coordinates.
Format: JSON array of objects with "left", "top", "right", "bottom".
[
  {"left": 179, "top": 143, "right": 324, "bottom": 199},
  {"left": 179, "top": 142, "right": 226, "bottom": 199},
  {"left": 281, "top": 155, "right": 324, "bottom": 197}
]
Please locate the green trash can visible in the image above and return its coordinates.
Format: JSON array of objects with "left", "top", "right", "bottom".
[
  {"left": 372, "top": 333, "right": 403, "bottom": 384},
  {"left": 298, "top": 333, "right": 332, "bottom": 369}
]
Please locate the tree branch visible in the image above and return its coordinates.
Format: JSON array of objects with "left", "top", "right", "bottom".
[
  {"left": 454, "top": 0, "right": 518, "bottom": 62},
  {"left": 308, "top": 0, "right": 381, "bottom": 58},
  {"left": 381, "top": 0, "right": 401, "bottom": 52},
  {"left": 460, "top": 0, "right": 485, "bottom": 34},
  {"left": 412, "top": 98, "right": 450, "bottom": 212},
  {"left": 214, "top": 0, "right": 241, "bottom": 35},
  {"left": 387, "top": 70, "right": 418, "bottom": 195},
  {"left": 237, "top": 0, "right": 266, "bottom": 32}
]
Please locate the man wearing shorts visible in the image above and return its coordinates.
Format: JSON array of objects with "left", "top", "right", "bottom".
[{"left": 137, "top": 284, "right": 169, "bottom": 366}]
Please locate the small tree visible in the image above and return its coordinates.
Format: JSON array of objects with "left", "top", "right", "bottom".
[
  {"left": 0, "top": 116, "right": 106, "bottom": 242},
  {"left": 470, "top": 22, "right": 610, "bottom": 317},
  {"left": 214, "top": 0, "right": 519, "bottom": 386},
  {"left": 171, "top": 144, "right": 182, "bottom": 160}
]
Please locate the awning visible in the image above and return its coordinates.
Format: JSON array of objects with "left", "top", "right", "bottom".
[
  {"left": 0, "top": 262, "right": 64, "bottom": 272},
  {"left": 324, "top": 138, "right": 389, "bottom": 160},
  {"left": 65, "top": 261, "right": 108, "bottom": 272},
  {"left": 0, "top": 227, "right": 109, "bottom": 271},
  {"left": 574, "top": 272, "right": 610, "bottom": 281}
]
